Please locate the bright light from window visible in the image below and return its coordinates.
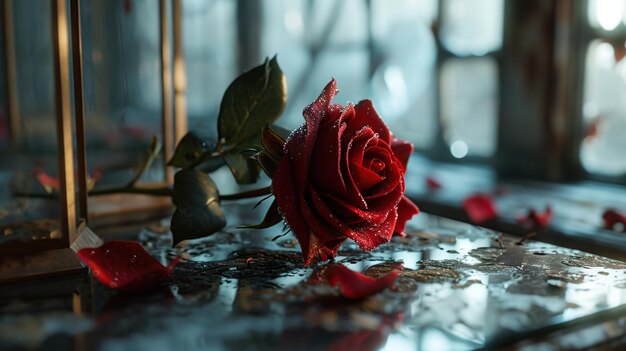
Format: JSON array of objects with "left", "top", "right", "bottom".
[
  {"left": 590, "top": 0, "right": 624, "bottom": 31},
  {"left": 283, "top": 8, "right": 304, "bottom": 38},
  {"left": 450, "top": 140, "right": 469, "bottom": 158},
  {"left": 383, "top": 65, "right": 409, "bottom": 114}
]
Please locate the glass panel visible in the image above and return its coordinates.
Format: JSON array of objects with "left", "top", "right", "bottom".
[
  {"left": 581, "top": 40, "right": 626, "bottom": 175},
  {"left": 588, "top": 0, "right": 626, "bottom": 31},
  {"left": 81, "top": 0, "right": 163, "bottom": 187},
  {"left": 183, "top": 0, "right": 237, "bottom": 136},
  {"left": 441, "top": 0, "right": 504, "bottom": 56},
  {"left": 440, "top": 58, "right": 498, "bottom": 158},
  {"left": 1, "top": 0, "right": 66, "bottom": 252}
]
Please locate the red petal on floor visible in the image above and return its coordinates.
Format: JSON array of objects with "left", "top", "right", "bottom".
[
  {"left": 603, "top": 209, "right": 626, "bottom": 232},
  {"left": 76, "top": 241, "right": 179, "bottom": 293},
  {"left": 517, "top": 206, "right": 552, "bottom": 228},
  {"left": 463, "top": 193, "right": 498, "bottom": 224},
  {"left": 425, "top": 176, "right": 442, "bottom": 190},
  {"left": 327, "top": 264, "right": 400, "bottom": 300}
]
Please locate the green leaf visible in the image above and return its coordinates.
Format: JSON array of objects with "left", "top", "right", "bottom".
[
  {"left": 239, "top": 199, "right": 282, "bottom": 229},
  {"left": 223, "top": 150, "right": 260, "bottom": 185},
  {"left": 217, "top": 56, "right": 287, "bottom": 149},
  {"left": 168, "top": 132, "right": 215, "bottom": 169},
  {"left": 171, "top": 170, "right": 226, "bottom": 245}
]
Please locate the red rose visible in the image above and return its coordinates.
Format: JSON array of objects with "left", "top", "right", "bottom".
[{"left": 272, "top": 79, "right": 419, "bottom": 266}]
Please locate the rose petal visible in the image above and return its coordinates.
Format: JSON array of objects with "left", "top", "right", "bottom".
[
  {"left": 76, "top": 241, "right": 179, "bottom": 293},
  {"left": 603, "top": 209, "right": 626, "bottom": 232},
  {"left": 309, "top": 185, "right": 353, "bottom": 237},
  {"left": 394, "top": 196, "right": 419, "bottom": 236},
  {"left": 463, "top": 194, "right": 498, "bottom": 223},
  {"left": 274, "top": 154, "right": 346, "bottom": 266},
  {"left": 327, "top": 264, "right": 400, "bottom": 300},
  {"left": 35, "top": 170, "right": 60, "bottom": 190},
  {"left": 350, "top": 162, "right": 384, "bottom": 193},
  {"left": 517, "top": 206, "right": 552, "bottom": 228},
  {"left": 425, "top": 176, "right": 442, "bottom": 190},
  {"left": 348, "top": 100, "right": 391, "bottom": 144},
  {"left": 390, "top": 137, "right": 413, "bottom": 172},
  {"left": 310, "top": 118, "right": 348, "bottom": 197},
  {"left": 287, "top": 79, "right": 338, "bottom": 191},
  {"left": 323, "top": 185, "right": 403, "bottom": 224},
  {"left": 349, "top": 209, "right": 397, "bottom": 250},
  {"left": 298, "top": 193, "right": 346, "bottom": 264},
  {"left": 273, "top": 156, "right": 314, "bottom": 263}
]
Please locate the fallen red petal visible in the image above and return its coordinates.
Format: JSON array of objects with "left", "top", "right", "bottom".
[
  {"left": 517, "top": 206, "right": 552, "bottom": 229},
  {"left": 34, "top": 170, "right": 60, "bottom": 189},
  {"left": 34, "top": 167, "right": 103, "bottom": 190},
  {"left": 76, "top": 241, "right": 179, "bottom": 293},
  {"left": 463, "top": 193, "right": 498, "bottom": 223},
  {"left": 327, "top": 264, "right": 400, "bottom": 300},
  {"left": 425, "top": 176, "right": 442, "bottom": 190},
  {"left": 603, "top": 209, "right": 626, "bottom": 232}
]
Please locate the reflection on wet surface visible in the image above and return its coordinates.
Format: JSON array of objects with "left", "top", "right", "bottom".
[{"left": 3, "top": 212, "right": 626, "bottom": 350}]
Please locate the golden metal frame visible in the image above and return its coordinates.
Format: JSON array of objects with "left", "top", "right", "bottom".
[
  {"left": 51, "top": 0, "right": 78, "bottom": 244},
  {"left": 1, "top": 0, "right": 188, "bottom": 283},
  {"left": 172, "top": 0, "right": 188, "bottom": 145},
  {"left": 160, "top": 0, "right": 174, "bottom": 184},
  {"left": 70, "top": 0, "right": 89, "bottom": 223}
]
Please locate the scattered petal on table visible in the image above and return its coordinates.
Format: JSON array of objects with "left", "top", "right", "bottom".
[
  {"left": 76, "top": 240, "right": 179, "bottom": 293},
  {"left": 518, "top": 206, "right": 553, "bottom": 229},
  {"left": 425, "top": 176, "right": 442, "bottom": 190},
  {"left": 327, "top": 264, "right": 400, "bottom": 300},
  {"left": 463, "top": 193, "right": 498, "bottom": 224},
  {"left": 603, "top": 209, "right": 626, "bottom": 232}
]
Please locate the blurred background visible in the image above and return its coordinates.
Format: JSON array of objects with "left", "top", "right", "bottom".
[{"left": 2, "top": 0, "right": 626, "bottom": 180}]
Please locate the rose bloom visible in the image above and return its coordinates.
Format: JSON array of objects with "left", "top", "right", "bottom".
[{"left": 272, "top": 79, "right": 419, "bottom": 266}]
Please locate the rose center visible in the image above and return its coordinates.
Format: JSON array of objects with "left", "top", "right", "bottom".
[{"left": 365, "top": 157, "right": 386, "bottom": 174}]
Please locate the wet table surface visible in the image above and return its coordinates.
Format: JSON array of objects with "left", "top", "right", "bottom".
[{"left": 3, "top": 208, "right": 626, "bottom": 351}]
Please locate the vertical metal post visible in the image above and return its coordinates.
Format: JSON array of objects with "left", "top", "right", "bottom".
[
  {"left": 3, "top": 0, "right": 20, "bottom": 149},
  {"left": 70, "top": 0, "right": 89, "bottom": 223},
  {"left": 236, "top": 0, "right": 262, "bottom": 73},
  {"left": 172, "top": 0, "right": 187, "bottom": 144},
  {"left": 497, "top": 0, "right": 557, "bottom": 180},
  {"left": 160, "top": 0, "right": 174, "bottom": 184},
  {"left": 51, "top": 0, "right": 77, "bottom": 243}
]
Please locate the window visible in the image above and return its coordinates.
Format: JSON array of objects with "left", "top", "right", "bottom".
[
  {"left": 581, "top": 0, "right": 626, "bottom": 177},
  {"left": 261, "top": 0, "right": 504, "bottom": 161}
]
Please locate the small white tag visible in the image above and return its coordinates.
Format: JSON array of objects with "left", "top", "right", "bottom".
[{"left": 70, "top": 222, "right": 103, "bottom": 253}]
